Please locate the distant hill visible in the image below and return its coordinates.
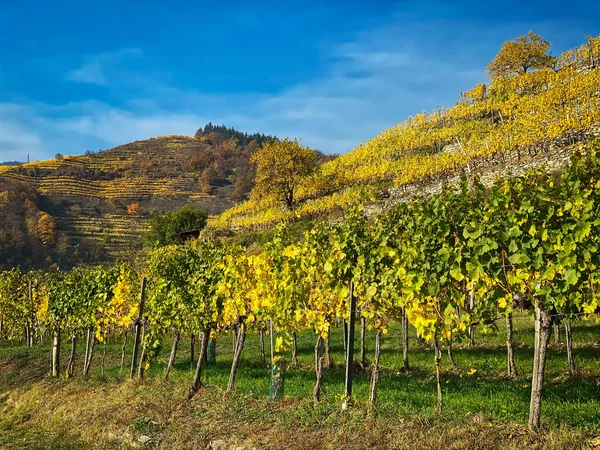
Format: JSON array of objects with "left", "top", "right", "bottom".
[{"left": 0, "top": 126, "right": 271, "bottom": 269}]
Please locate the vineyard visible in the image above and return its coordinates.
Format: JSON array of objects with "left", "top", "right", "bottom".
[
  {"left": 2, "top": 32, "right": 600, "bottom": 450},
  {"left": 56, "top": 214, "right": 150, "bottom": 259},
  {"left": 2, "top": 140, "right": 600, "bottom": 448},
  {"left": 213, "top": 35, "right": 600, "bottom": 230},
  {"left": 0, "top": 135, "right": 238, "bottom": 264}
]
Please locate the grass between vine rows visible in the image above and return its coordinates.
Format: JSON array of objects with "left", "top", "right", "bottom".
[{"left": 1, "top": 314, "right": 599, "bottom": 449}]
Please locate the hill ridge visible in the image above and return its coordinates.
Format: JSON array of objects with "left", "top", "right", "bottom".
[
  {"left": 0, "top": 131, "right": 261, "bottom": 268},
  {"left": 212, "top": 36, "right": 600, "bottom": 231}
]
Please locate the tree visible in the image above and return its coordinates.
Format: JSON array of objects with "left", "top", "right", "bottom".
[
  {"left": 232, "top": 171, "right": 254, "bottom": 202},
  {"left": 127, "top": 202, "right": 142, "bottom": 216},
  {"left": 486, "top": 31, "right": 555, "bottom": 79},
  {"left": 189, "top": 149, "right": 215, "bottom": 172},
  {"left": 251, "top": 138, "right": 320, "bottom": 209},
  {"left": 36, "top": 213, "right": 56, "bottom": 246},
  {"left": 200, "top": 167, "right": 217, "bottom": 194},
  {"left": 142, "top": 205, "right": 208, "bottom": 248}
]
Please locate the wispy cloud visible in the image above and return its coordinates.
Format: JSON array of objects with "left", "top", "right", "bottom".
[
  {"left": 65, "top": 48, "right": 145, "bottom": 86},
  {"left": 1, "top": 12, "right": 569, "bottom": 162},
  {"left": 66, "top": 61, "right": 108, "bottom": 85},
  {"left": 0, "top": 115, "right": 43, "bottom": 161},
  {"left": 232, "top": 21, "right": 484, "bottom": 152},
  {"left": 55, "top": 107, "right": 207, "bottom": 148}
]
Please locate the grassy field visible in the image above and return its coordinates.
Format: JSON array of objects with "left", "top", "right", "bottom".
[{"left": 1, "top": 314, "right": 599, "bottom": 449}]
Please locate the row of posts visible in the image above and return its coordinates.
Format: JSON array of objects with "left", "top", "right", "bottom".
[{"left": 49, "top": 273, "right": 359, "bottom": 406}]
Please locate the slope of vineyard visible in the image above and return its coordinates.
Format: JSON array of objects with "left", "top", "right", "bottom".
[
  {"left": 0, "top": 134, "right": 248, "bottom": 265},
  {"left": 212, "top": 36, "right": 600, "bottom": 231},
  {"left": 3, "top": 139, "right": 600, "bottom": 439}
]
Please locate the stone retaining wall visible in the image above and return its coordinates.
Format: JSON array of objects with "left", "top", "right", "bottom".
[{"left": 365, "top": 127, "right": 600, "bottom": 217}]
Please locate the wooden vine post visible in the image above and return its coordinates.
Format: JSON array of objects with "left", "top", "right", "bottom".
[
  {"left": 506, "top": 312, "right": 517, "bottom": 377},
  {"left": 312, "top": 336, "right": 324, "bottom": 408},
  {"left": 360, "top": 316, "right": 367, "bottom": 369},
  {"left": 130, "top": 277, "right": 146, "bottom": 379},
  {"left": 342, "top": 275, "right": 357, "bottom": 410},
  {"left": 189, "top": 334, "right": 195, "bottom": 369},
  {"left": 51, "top": 328, "right": 61, "bottom": 377},
  {"left": 565, "top": 319, "right": 575, "bottom": 376},
  {"left": 259, "top": 328, "right": 266, "bottom": 365},
  {"left": 27, "top": 279, "right": 33, "bottom": 347},
  {"left": 67, "top": 334, "right": 77, "bottom": 377},
  {"left": 402, "top": 308, "right": 409, "bottom": 372},
  {"left": 528, "top": 300, "right": 553, "bottom": 431},
  {"left": 119, "top": 332, "right": 128, "bottom": 377},
  {"left": 369, "top": 329, "right": 382, "bottom": 409},
  {"left": 468, "top": 287, "right": 475, "bottom": 347},
  {"left": 292, "top": 332, "right": 299, "bottom": 366},
  {"left": 433, "top": 333, "right": 442, "bottom": 413},
  {"left": 343, "top": 320, "right": 348, "bottom": 361},
  {"left": 83, "top": 327, "right": 96, "bottom": 376}
]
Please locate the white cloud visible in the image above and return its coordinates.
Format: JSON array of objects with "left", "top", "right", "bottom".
[
  {"left": 66, "top": 61, "right": 108, "bottom": 85},
  {"left": 3, "top": 15, "right": 515, "bottom": 161},
  {"left": 65, "top": 48, "right": 145, "bottom": 86},
  {"left": 55, "top": 108, "right": 206, "bottom": 148},
  {"left": 233, "top": 24, "right": 483, "bottom": 153},
  {"left": 0, "top": 119, "right": 43, "bottom": 162}
]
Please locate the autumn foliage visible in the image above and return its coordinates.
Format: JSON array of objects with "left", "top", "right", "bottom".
[
  {"left": 127, "top": 202, "right": 142, "bottom": 216},
  {"left": 36, "top": 213, "right": 56, "bottom": 246},
  {"left": 251, "top": 138, "right": 320, "bottom": 209},
  {"left": 486, "top": 31, "right": 555, "bottom": 79},
  {"left": 214, "top": 33, "right": 600, "bottom": 231}
]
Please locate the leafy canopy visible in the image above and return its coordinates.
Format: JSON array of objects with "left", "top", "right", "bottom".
[
  {"left": 486, "top": 31, "right": 555, "bottom": 79},
  {"left": 251, "top": 138, "right": 320, "bottom": 209},
  {"left": 143, "top": 205, "right": 208, "bottom": 248}
]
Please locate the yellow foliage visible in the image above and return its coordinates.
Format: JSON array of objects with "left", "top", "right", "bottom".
[
  {"left": 486, "top": 31, "right": 554, "bottom": 79},
  {"left": 210, "top": 35, "right": 600, "bottom": 232},
  {"left": 251, "top": 137, "right": 320, "bottom": 209},
  {"left": 36, "top": 213, "right": 56, "bottom": 246},
  {"left": 463, "top": 83, "right": 486, "bottom": 103}
]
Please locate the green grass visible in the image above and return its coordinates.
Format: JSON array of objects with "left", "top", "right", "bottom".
[{"left": 1, "top": 314, "right": 599, "bottom": 449}]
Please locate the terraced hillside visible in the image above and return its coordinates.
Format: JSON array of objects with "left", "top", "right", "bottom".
[
  {"left": 212, "top": 35, "right": 600, "bottom": 231},
  {"left": 0, "top": 134, "right": 251, "bottom": 265}
]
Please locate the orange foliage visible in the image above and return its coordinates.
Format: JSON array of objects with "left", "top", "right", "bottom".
[
  {"left": 36, "top": 213, "right": 56, "bottom": 246},
  {"left": 127, "top": 202, "right": 142, "bottom": 216}
]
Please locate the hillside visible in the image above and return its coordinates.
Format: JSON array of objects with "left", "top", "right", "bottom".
[
  {"left": 3, "top": 35, "right": 599, "bottom": 267},
  {"left": 0, "top": 128, "right": 266, "bottom": 268},
  {"left": 212, "top": 35, "right": 600, "bottom": 231}
]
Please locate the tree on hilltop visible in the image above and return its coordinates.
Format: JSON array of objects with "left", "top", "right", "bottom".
[
  {"left": 486, "top": 31, "right": 556, "bottom": 79},
  {"left": 251, "top": 138, "right": 320, "bottom": 210},
  {"left": 194, "top": 122, "right": 272, "bottom": 147}
]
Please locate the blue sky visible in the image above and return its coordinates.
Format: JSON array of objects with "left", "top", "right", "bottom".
[{"left": 0, "top": 0, "right": 598, "bottom": 161}]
